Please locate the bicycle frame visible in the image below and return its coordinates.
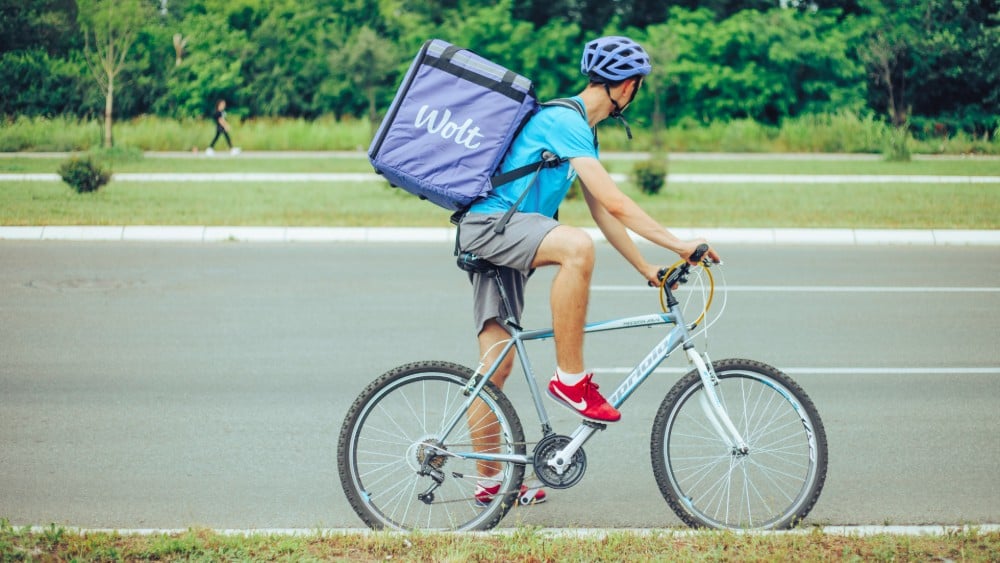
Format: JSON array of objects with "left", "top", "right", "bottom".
[{"left": 435, "top": 278, "right": 749, "bottom": 473}]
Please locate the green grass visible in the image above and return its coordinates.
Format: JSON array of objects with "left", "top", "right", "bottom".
[
  {"left": 1, "top": 181, "right": 996, "bottom": 229},
  {"left": 1, "top": 153, "right": 997, "bottom": 228},
  {"left": 3, "top": 113, "right": 999, "bottom": 154},
  {"left": 1, "top": 524, "right": 999, "bottom": 562},
  {"left": 2, "top": 154, "right": 999, "bottom": 175}
]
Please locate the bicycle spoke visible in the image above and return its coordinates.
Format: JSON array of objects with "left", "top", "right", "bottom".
[
  {"left": 654, "top": 360, "right": 827, "bottom": 530},
  {"left": 339, "top": 363, "right": 525, "bottom": 531}
]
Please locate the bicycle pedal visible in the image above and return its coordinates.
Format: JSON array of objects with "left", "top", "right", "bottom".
[{"left": 518, "top": 488, "right": 547, "bottom": 506}]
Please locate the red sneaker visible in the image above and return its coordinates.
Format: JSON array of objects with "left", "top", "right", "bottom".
[
  {"left": 475, "top": 483, "right": 547, "bottom": 506},
  {"left": 474, "top": 482, "right": 501, "bottom": 506},
  {"left": 547, "top": 373, "right": 621, "bottom": 422}
]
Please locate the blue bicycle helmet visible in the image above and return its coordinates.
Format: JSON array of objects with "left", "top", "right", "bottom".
[{"left": 581, "top": 36, "right": 652, "bottom": 83}]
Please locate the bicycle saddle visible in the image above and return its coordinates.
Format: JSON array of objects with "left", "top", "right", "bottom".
[{"left": 456, "top": 252, "right": 497, "bottom": 274}]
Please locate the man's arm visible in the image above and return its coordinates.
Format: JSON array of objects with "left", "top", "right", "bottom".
[{"left": 572, "top": 156, "right": 719, "bottom": 278}]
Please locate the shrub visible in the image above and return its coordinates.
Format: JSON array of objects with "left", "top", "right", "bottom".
[
  {"left": 632, "top": 157, "right": 668, "bottom": 195},
  {"left": 884, "top": 125, "right": 912, "bottom": 162},
  {"left": 58, "top": 156, "right": 111, "bottom": 193}
]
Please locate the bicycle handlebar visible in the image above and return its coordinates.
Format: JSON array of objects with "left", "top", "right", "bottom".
[{"left": 654, "top": 243, "right": 710, "bottom": 288}]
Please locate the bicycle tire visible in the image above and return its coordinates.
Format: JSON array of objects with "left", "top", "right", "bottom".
[
  {"left": 338, "top": 361, "right": 525, "bottom": 531},
  {"left": 650, "top": 358, "right": 828, "bottom": 530}
]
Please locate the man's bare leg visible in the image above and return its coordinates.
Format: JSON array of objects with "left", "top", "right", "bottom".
[
  {"left": 468, "top": 319, "right": 514, "bottom": 478},
  {"left": 531, "top": 225, "right": 595, "bottom": 373}
]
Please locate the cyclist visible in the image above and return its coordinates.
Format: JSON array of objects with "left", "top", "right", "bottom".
[{"left": 459, "top": 36, "right": 721, "bottom": 505}]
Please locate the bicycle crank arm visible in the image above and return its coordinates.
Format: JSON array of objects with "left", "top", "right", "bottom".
[
  {"left": 688, "top": 349, "right": 749, "bottom": 452},
  {"left": 545, "top": 425, "right": 596, "bottom": 474}
]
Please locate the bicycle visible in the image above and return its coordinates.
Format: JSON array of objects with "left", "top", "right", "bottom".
[{"left": 338, "top": 244, "right": 828, "bottom": 531}]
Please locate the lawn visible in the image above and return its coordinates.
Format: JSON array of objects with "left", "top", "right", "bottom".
[{"left": 1, "top": 153, "right": 997, "bottom": 229}]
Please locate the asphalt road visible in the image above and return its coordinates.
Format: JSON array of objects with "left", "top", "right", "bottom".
[{"left": 1, "top": 242, "right": 998, "bottom": 529}]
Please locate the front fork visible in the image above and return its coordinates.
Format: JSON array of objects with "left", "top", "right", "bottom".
[{"left": 687, "top": 347, "right": 749, "bottom": 455}]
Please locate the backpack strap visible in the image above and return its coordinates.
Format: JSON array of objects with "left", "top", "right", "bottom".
[
  {"left": 493, "top": 150, "right": 560, "bottom": 234},
  {"left": 487, "top": 98, "right": 595, "bottom": 189},
  {"left": 474, "top": 98, "right": 596, "bottom": 236},
  {"left": 542, "top": 98, "right": 598, "bottom": 149}
]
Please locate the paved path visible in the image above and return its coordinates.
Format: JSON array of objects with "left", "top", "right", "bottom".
[{"left": 2, "top": 243, "right": 998, "bottom": 529}]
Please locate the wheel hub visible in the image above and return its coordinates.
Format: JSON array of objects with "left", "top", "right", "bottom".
[{"left": 407, "top": 437, "right": 448, "bottom": 472}]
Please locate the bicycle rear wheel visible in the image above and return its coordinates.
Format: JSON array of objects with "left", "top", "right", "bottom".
[
  {"left": 338, "top": 361, "right": 525, "bottom": 531},
  {"left": 651, "top": 358, "right": 827, "bottom": 530}
]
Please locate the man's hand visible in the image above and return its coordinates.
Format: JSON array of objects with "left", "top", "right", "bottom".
[{"left": 679, "top": 239, "right": 721, "bottom": 265}]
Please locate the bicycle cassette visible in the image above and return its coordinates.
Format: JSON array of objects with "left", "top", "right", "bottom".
[{"left": 532, "top": 434, "right": 586, "bottom": 489}]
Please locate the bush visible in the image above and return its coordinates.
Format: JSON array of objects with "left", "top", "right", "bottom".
[
  {"left": 632, "top": 157, "right": 668, "bottom": 195},
  {"left": 884, "top": 125, "right": 912, "bottom": 162},
  {"left": 58, "top": 156, "right": 111, "bottom": 193}
]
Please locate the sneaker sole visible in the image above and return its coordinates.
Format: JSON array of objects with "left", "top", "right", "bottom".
[{"left": 545, "top": 388, "right": 620, "bottom": 424}]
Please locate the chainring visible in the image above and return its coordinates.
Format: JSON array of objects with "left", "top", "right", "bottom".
[{"left": 532, "top": 434, "right": 586, "bottom": 489}]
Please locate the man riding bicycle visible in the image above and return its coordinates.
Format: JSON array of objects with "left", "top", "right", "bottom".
[{"left": 457, "top": 36, "right": 721, "bottom": 505}]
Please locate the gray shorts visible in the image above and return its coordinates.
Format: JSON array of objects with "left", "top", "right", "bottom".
[{"left": 457, "top": 212, "right": 560, "bottom": 334}]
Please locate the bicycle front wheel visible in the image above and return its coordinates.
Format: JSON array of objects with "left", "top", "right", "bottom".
[
  {"left": 338, "top": 361, "right": 525, "bottom": 531},
  {"left": 651, "top": 358, "right": 827, "bottom": 530}
]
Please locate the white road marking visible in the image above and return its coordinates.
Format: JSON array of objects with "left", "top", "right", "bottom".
[
  {"left": 592, "top": 367, "right": 1000, "bottom": 376},
  {"left": 592, "top": 285, "right": 1000, "bottom": 293}
]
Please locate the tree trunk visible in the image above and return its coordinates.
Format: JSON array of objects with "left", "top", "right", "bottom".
[
  {"left": 368, "top": 86, "right": 377, "bottom": 137},
  {"left": 104, "top": 74, "right": 114, "bottom": 148},
  {"left": 652, "top": 86, "right": 664, "bottom": 152}
]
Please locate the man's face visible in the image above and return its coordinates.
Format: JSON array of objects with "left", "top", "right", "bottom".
[{"left": 622, "top": 77, "right": 643, "bottom": 112}]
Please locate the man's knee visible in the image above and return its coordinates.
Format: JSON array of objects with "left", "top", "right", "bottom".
[{"left": 537, "top": 226, "right": 595, "bottom": 269}]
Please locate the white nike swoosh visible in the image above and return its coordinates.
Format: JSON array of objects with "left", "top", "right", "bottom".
[{"left": 552, "top": 385, "right": 587, "bottom": 410}]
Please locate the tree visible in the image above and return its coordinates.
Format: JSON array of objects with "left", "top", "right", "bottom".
[
  {"left": 0, "top": 0, "right": 80, "bottom": 54},
  {"left": 642, "top": 24, "right": 678, "bottom": 150},
  {"left": 339, "top": 26, "right": 401, "bottom": 131},
  {"left": 77, "top": 0, "right": 153, "bottom": 147},
  {"left": 860, "top": 28, "right": 908, "bottom": 127},
  {"left": 858, "top": 0, "right": 999, "bottom": 137},
  {"left": 655, "top": 8, "right": 865, "bottom": 126}
]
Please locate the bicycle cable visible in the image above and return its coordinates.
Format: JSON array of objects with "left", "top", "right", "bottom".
[{"left": 657, "top": 260, "right": 728, "bottom": 347}]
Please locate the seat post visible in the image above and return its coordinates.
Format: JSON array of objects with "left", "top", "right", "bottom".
[
  {"left": 456, "top": 251, "right": 522, "bottom": 331},
  {"left": 491, "top": 268, "right": 522, "bottom": 331}
]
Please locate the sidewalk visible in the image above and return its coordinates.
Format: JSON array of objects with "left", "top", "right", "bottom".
[{"left": 2, "top": 225, "right": 998, "bottom": 245}]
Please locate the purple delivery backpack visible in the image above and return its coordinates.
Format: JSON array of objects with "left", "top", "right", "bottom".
[{"left": 368, "top": 39, "right": 541, "bottom": 212}]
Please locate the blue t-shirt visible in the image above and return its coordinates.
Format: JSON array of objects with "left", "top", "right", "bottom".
[{"left": 468, "top": 97, "right": 598, "bottom": 218}]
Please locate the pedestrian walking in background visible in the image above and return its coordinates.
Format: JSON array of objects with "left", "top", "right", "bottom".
[{"left": 206, "top": 99, "right": 239, "bottom": 155}]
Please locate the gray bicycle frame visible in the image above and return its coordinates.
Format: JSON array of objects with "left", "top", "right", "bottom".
[{"left": 435, "top": 284, "right": 749, "bottom": 473}]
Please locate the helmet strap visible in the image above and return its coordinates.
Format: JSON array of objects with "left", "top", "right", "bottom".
[{"left": 604, "top": 83, "right": 634, "bottom": 140}]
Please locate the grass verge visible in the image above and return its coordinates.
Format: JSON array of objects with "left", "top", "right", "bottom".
[
  {"left": 2, "top": 524, "right": 999, "bottom": 562},
  {"left": 1, "top": 154, "right": 999, "bottom": 175},
  {"left": 1, "top": 180, "right": 997, "bottom": 229},
  {"left": 3, "top": 113, "right": 998, "bottom": 155}
]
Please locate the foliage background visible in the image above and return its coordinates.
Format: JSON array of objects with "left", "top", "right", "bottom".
[{"left": 0, "top": 0, "right": 998, "bottom": 142}]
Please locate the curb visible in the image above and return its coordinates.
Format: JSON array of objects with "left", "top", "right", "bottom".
[
  {"left": 1, "top": 226, "right": 998, "bottom": 245},
  {"left": 24, "top": 524, "right": 1000, "bottom": 537}
]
